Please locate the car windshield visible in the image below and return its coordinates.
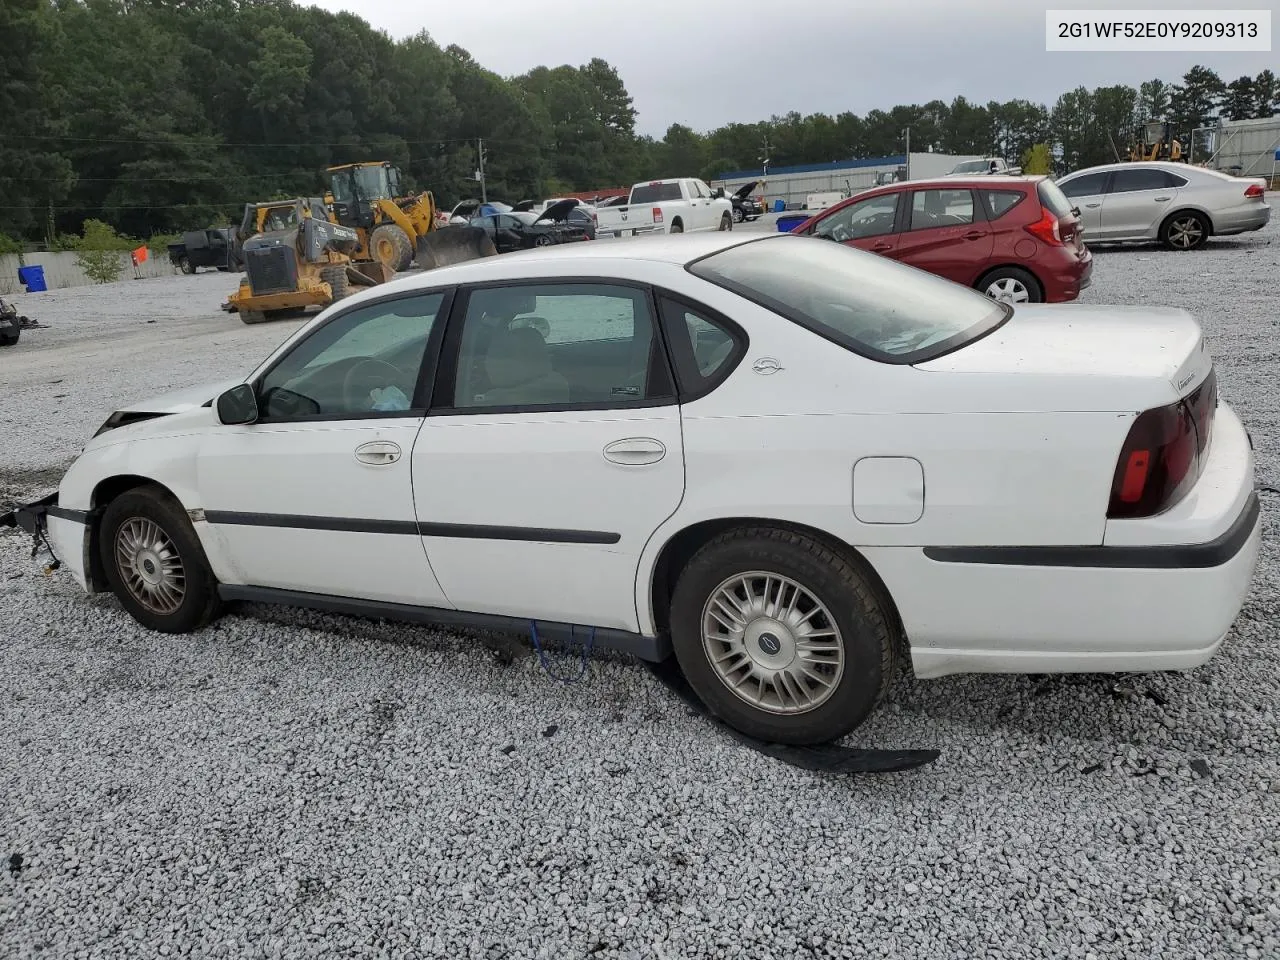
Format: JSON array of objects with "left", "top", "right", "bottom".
[{"left": 688, "top": 236, "right": 1010, "bottom": 364}]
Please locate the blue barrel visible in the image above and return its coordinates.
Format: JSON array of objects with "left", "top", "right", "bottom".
[
  {"left": 17, "top": 265, "right": 47, "bottom": 292},
  {"left": 773, "top": 199, "right": 785, "bottom": 213},
  {"left": 776, "top": 214, "right": 809, "bottom": 232}
]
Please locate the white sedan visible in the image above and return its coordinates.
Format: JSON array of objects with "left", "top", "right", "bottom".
[{"left": 3, "top": 233, "right": 1261, "bottom": 745}]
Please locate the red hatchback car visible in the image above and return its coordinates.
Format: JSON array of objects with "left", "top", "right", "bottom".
[{"left": 787, "top": 176, "right": 1093, "bottom": 304}]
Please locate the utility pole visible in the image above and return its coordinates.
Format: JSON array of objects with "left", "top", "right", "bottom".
[
  {"left": 476, "top": 138, "right": 488, "bottom": 203},
  {"left": 904, "top": 127, "right": 911, "bottom": 180},
  {"left": 759, "top": 132, "right": 771, "bottom": 208}
]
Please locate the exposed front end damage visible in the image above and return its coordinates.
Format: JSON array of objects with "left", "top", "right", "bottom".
[{"left": 1, "top": 491, "right": 95, "bottom": 589}]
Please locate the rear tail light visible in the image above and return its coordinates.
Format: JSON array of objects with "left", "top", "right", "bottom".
[
  {"left": 1107, "top": 369, "right": 1217, "bottom": 518},
  {"left": 1244, "top": 183, "right": 1265, "bottom": 199},
  {"left": 1024, "top": 208, "right": 1063, "bottom": 246},
  {"left": 653, "top": 207, "right": 663, "bottom": 224}
]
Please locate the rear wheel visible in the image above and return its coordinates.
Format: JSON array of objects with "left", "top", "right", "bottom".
[
  {"left": 979, "top": 266, "right": 1042, "bottom": 304},
  {"left": 669, "top": 220, "right": 684, "bottom": 234},
  {"left": 534, "top": 233, "right": 555, "bottom": 247},
  {"left": 98, "top": 487, "right": 221, "bottom": 633},
  {"left": 719, "top": 213, "right": 732, "bottom": 231},
  {"left": 370, "top": 223, "right": 413, "bottom": 272},
  {"left": 320, "top": 264, "right": 350, "bottom": 301},
  {"left": 668, "top": 527, "right": 897, "bottom": 745},
  {"left": 1160, "top": 211, "right": 1209, "bottom": 251},
  {"left": 178, "top": 257, "right": 194, "bottom": 275}
]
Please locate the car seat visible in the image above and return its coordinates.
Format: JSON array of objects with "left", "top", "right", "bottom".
[{"left": 477, "top": 325, "right": 570, "bottom": 406}]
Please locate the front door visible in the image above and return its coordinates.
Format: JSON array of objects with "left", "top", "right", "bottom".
[
  {"left": 198, "top": 290, "right": 453, "bottom": 607},
  {"left": 1099, "top": 167, "right": 1182, "bottom": 240},
  {"left": 810, "top": 191, "right": 903, "bottom": 258},
  {"left": 893, "top": 187, "right": 993, "bottom": 284},
  {"left": 411, "top": 281, "right": 685, "bottom": 632},
  {"left": 1058, "top": 171, "right": 1110, "bottom": 238}
]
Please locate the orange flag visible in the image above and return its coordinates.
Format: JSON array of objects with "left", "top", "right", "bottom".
[{"left": 130, "top": 245, "right": 149, "bottom": 266}]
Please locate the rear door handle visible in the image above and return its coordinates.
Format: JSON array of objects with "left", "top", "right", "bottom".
[
  {"left": 870, "top": 241, "right": 893, "bottom": 251},
  {"left": 1084, "top": 202, "right": 1101, "bottom": 208},
  {"left": 1154, "top": 196, "right": 1171, "bottom": 202},
  {"left": 603, "top": 437, "right": 666, "bottom": 465},
  {"left": 354, "top": 440, "right": 402, "bottom": 465},
  {"left": 962, "top": 230, "right": 985, "bottom": 240}
]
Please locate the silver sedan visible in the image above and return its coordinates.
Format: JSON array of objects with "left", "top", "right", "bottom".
[{"left": 1055, "top": 161, "right": 1270, "bottom": 250}]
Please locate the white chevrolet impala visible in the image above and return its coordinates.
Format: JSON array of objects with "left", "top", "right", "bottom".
[{"left": 3, "top": 233, "right": 1261, "bottom": 745}]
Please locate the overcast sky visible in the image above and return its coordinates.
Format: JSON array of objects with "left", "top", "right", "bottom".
[{"left": 305, "top": 0, "right": 1277, "bottom": 136}]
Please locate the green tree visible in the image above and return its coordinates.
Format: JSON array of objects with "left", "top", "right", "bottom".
[
  {"left": 1169, "top": 65, "right": 1226, "bottom": 141},
  {"left": 1253, "top": 70, "right": 1278, "bottom": 117},
  {"left": 1021, "top": 143, "right": 1053, "bottom": 175},
  {"left": 73, "top": 219, "right": 133, "bottom": 284},
  {"left": 1223, "top": 76, "right": 1257, "bottom": 121}
]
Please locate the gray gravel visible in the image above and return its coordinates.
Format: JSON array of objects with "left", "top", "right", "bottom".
[{"left": 3, "top": 216, "right": 1280, "bottom": 959}]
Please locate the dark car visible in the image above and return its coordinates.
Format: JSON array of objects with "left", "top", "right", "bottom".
[
  {"left": 728, "top": 181, "right": 764, "bottom": 223},
  {"left": 784, "top": 176, "right": 1093, "bottom": 304},
  {"left": 167, "top": 227, "right": 242, "bottom": 274},
  {"left": 469, "top": 199, "right": 592, "bottom": 253}
]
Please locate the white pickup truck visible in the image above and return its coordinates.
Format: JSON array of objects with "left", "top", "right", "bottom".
[{"left": 597, "top": 178, "right": 733, "bottom": 237}]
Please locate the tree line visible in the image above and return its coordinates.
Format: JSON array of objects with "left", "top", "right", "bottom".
[{"left": 2, "top": 0, "right": 1277, "bottom": 248}]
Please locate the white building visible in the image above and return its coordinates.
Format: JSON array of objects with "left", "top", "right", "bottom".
[{"left": 711, "top": 153, "right": 983, "bottom": 210}]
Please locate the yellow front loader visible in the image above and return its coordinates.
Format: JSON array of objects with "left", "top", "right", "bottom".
[
  {"left": 324, "top": 161, "right": 441, "bottom": 272},
  {"left": 1127, "top": 121, "right": 1184, "bottom": 162}
]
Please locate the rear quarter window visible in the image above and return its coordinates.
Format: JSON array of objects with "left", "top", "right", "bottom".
[{"left": 980, "top": 189, "right": 1026, "bottom": 219}]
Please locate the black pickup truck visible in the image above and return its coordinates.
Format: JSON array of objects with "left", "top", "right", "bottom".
[{"left": 167, "top": 228, "right": 243, "bottom": 274}]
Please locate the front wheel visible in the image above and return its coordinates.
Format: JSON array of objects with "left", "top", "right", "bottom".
[
  {"left": 99, "top": 487, "right": 222, "bottom": 633},
  {"left": 733, "top": 207, "right": 745, "bottom": 223},
  {"left": 668, "top": 527, "right": 897, "bottom": 745}
]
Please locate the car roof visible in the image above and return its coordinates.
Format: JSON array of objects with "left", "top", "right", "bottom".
[
  {"left": 369, "top": 232, "right": 769, "bottom": 293},
  {"left": 1060, "top": 160, "right": 1213, "bottom": 177},
  {"left": 894, "top": 175, "right": 1039, "bottom": 188}
]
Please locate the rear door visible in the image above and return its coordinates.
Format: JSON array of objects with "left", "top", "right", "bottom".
[
  {"left": 892, "top": 187, "right": 993, "bottom": 284},
  {"left": 1099, "top": 168, "right": 1184, "bottom": 240},
  {"left": 410, "top": 280, "right": 685, "bottom": 632},
  {"left": 808, "top": 190, "right": 903, "bottom": 257},
  {"left": 1056, "top": 171, "right": 1110, "bottom": 237}
]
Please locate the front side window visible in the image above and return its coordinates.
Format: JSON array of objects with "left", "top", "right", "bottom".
[
  {"left": 256, "top": 293, "right": 445, "bottom": 418},
  {"left": 909, "top": 189, "right": 975, "bottom": 230},
  {"left": 1058, "top": 172, "right": 1108, "bottom": 197},
  {"left": 448, "top": 283, "right": 672, "bottom": 409},
  {"left": 812, "top": 193, "right": 900, "bottom": 241},
  {"left": 689, "top": 236, "right": 1009, "bottom": 364}
]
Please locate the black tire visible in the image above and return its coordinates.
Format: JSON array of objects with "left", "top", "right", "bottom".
[
  {"left": 977, "top": 265, "right": 1043, "bottom": 304},
  {"left": 0, "top": 323, "right": 20, "bottom": 347},
  {"left": 668, "top": 526, "right": 897, "bottom": 746},
  {"left": 669, "top": 220, "right": 684, "bottom": 234},
  {"left": 239, "top": 309, "right": 268, "bottom": 324},
  {"left": 320, "top": 264, "right": 350, "bottom": 301},
  {"left": 1160, "top": 210, "right": 1209, "bottom": 251},
  {"left": 719, "top": 213, "right": 732, "bottom": 231},
  {"left": 98, "top": 487, "right": 221, "bottom": 634},
  {"left": 370, "top": 223, "right": 413, "bottom": 272},
  {"left": 732, "top": 207, "right": 745, "bottom": 223},
  {"left": 179, "top": 257, "right": 194, "bottom": 275}
]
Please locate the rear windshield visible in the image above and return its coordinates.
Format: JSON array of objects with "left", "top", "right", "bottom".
[
  {"left": 630, "top": 181, "right": 684, "bottom": 203},
  {"left": 688, "top": 236, "right": 1009, "bottom": 364},
  {"left": 1037, "top": 178, "right": 1074, "bottom": 218}
]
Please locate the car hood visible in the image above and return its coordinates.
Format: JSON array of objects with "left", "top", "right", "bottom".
[
  {"left": 913, "top": 304, "right": 1210, "bottom": 409},
  {"left": 118, "top": 379, "right": 240, "bottom": 414},
  {"left": 535, "top": 198, "right": 580, "bottom": 223},
  {"left": 734, "top": 181, "right": 759, "bottom": 199}
]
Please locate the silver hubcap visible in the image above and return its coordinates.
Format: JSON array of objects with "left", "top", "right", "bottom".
[
  {"left": 535, "top": 235, "right": 552, "bottom": 246},
  {"left": 701, "top": 571, "right": 845, "bottom": 715},
  {"left": 115, "top": 518, "right": 186, "bottom": 615},
  {"left": 1169, "top": 218, "right": 1203, "bottom": 248},
  {"left": 985, "top": 277, "right": 1030, "bottom": 303}
]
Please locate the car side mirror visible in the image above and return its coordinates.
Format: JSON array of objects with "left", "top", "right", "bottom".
[
  {"left": 215, "top": 383, "right": 259, "bottom": 425},
  {"left": 1071, "top": 206, "right": 1081, "bottom": 217}
]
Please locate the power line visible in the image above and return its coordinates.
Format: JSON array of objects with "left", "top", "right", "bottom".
[{"left": 7, "top": 132, "right": 524, "bottom": 148}]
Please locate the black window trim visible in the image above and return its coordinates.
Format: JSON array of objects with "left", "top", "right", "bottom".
[
  {"left": 1110, "top": 168, "right": 1186, "bottom": 193},
  {"left": 247, "top": 285, "right": 457, "bottom": 426},
  {"left": 654, "top": 289, "right": 750, "bottom": 402},
  {"left": 427, "top": 275, "right": 681, "bottom": 417},
  {"left": 684, "top": 234, "right": 1014, "bottom": 367},
  {"left": 904, "top": 186, "right": 984, "bottom": 233},
  {"left": 1059, "top": 170, "right": 1114, "bottom": 198}
]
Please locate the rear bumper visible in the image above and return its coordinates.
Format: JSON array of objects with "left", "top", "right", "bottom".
[
  {"left": 1214, "top": 202, "right": 1270, "bottom": 235},
  {"left": 1043, "top": 246, "right": 1093, "bottom": 301},
  {"left": 865, "top": 403, "right": 1261, "bottom": 679}
]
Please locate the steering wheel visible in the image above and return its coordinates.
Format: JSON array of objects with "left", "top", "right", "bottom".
[{"left": 342, "top": 358, "right": 406, "bottom": 412}]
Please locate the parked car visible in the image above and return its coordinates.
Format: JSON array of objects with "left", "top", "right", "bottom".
[
  {"left": 512, "top": 198, "right": 598, "bottom": 236},
  {"left": 595, "top": 178, "right": 733, "bottom": 237},
  {"left": 726, "top": 181, "right": 764, "bottom": 223},
  {"left": 467, "top": 200, "right": 592, "bottom": 253},
  {"left": 449, "top": 199, "right": 512, "bottom": 224},
  {"left": 167, "top": 228, "right": 242, "bottom": 274},
  {"left": 786, "top": 175, "right": 1093, "bottom": 304},
  {"left": 948, "top": 157, "right": 1022, "bottom": 176},
  {"left": 1053, "top": 161, "right": 1270, "bottom": 250},
  {"left": 2, "top": 232, "right": 1259, "bottom": 747}
]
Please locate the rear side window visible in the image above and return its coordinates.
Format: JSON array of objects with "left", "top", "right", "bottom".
[
  {"left": 909, "top": 189, "right": 975, "bottom": 230},
  {"left": 1112, "top": 169, "right": 1183, "bottom": 192},
  {"left": 630, "top": 182, "right": 684, "bottom": 203},
  {"left": 980, "top": 189, "right": 1026, "bottom": 219},
  {"left": 1037, "top": 179, "right": 1075, "bottom": 218}
]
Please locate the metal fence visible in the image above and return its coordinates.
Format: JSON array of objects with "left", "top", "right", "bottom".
[
  {"left": 712, "top": 168, "right": 893, "bottom": 211},
  {"left": 1193, "top": 117, "right": 1280, "bottom": 183}
]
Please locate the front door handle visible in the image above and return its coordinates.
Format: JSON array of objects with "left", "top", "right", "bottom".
[
  {"left": 870, "top": 241, "right": 893, "bottom": 251},
  {"left": 354, "top": 440, "right": 402, "bottom": 465},
  {"left": 603, "top": 437, "right": 666, "bottom": 465}
]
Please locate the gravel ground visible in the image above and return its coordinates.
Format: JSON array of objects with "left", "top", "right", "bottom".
[{"left": 3, "top": 217, "right": 1280, "bottom": 959}]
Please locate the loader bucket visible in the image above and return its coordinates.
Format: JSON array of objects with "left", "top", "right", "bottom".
[
  {"left": 416, "top": 226, "right": 498, "bottom": 270},
  {"left": 348, "top": 261, "right": 393, "bottom": 287}
]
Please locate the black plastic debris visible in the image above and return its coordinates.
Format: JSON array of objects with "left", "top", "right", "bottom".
[
  {"left": 1190, "top": 758, "right": 1212, "bottom": 778},
  {"left": 8, "top": 852, "right": 22, "bottom": 877},
  {"left": 541, "top": 724, "right": 558, "bottom": 738},
  {"left": 1080, "top": 763, "right": 1103, "bottom": 774},
  {"left": 499, "top": 744, "right": 515, "bottom": 756},
  {"left": 643, "top": 657, "right": 940, "bottom": 774}
]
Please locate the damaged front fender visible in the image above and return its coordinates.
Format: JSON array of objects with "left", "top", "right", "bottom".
[{"left": 0, "top": 491, "right": 58, "bottom": 536}]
